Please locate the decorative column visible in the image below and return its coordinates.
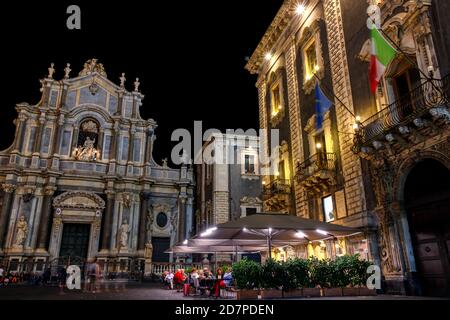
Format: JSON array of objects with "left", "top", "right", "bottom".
[
  {"left": 35, "top": 186, "right": 56, "bottom": 252},
  {"left": 0, "top": 184, "right": 16, "bottom": 252},
  {"left": 34, "top": 112, "right": 46, "bottom": 154},
  {"left": 100, "top": 190, "right": 115, "bottom": 252},
  {"left": 138, "top": 192, "right": 150, "bottom": 251},
  {"left": 285, "top": 36, "right": 307, "bottom": 217},
  {"left": 97, "top": 128, "right": 105, "bottom": 159},
  {"left": 12, "top": 113, "right": 27, "bottom": 153},
  {"left": 177, "top": 196, "right": 187, "bottom": 243},
  {"left": 71, "top": 125, "right": 79, "bottom": 150}
]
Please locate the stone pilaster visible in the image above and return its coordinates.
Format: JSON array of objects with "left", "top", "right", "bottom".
[
  {"left": 323, "top": 0, "right": 367, "bottom": 216},
  {"left": 35, "top": 186, "right": 56, "bottom": 251},
  {"left": 0, "top": 184, "right": 16, "bottom": 252},
  {"left": 138, "top": 192, "right": 150, "bottom": 251},
  {"left": 100, "top": 190, "right": 115, "bottom": 252},
  {"left": 12, "top": 113, "right": 27, "bottom": 153},
  {"left": 177, "top": 196, "right": 187, "bottom": 242},
  {"left": 284, "top": 37, "right": 308, "bottom": 217}
]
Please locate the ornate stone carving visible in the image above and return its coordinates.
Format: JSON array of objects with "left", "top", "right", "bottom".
[
  {"left": 13, "top": 215, "right": 28, "bottom": 249},
  {"left": 81, "top": 120, "right": 99, "bottom": 133},
  {"left": 53, "top": 191, "right": 105, "bottom": 210},
  {"left": 79, "top": 58, "right": 107, "bottom": 77},
  {"left": 122, "top": 193, "right": 132, "bottom": 208},
  {"left": 1, "top": 183, "right": 16, "bottom": 193}
]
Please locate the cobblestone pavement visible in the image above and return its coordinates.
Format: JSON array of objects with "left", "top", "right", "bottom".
[{"left": 0, "top": 282, "right": 447, "bottom": 300}]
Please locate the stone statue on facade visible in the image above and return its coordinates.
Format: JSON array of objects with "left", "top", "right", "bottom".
[
  {"left": 134, "top": 78, "right": 140, "bottom": 92},
  {"left": 144, "top": 242, "right": 153, "bottom": 261},
  {"left": 79, "top": 58, "right": 107, "bottom": 77},
  {"left": 120, "top": 73, "right": 126, "bottom": 88},
  {"left": 48, "top": 63, "right": 55, "bottom": 79},
  {"left": 64, "top": 63, "right": 72, "bottom": 79},
  {"left": 119, "top": 220, "right": 129, "bottom": 249},
  {"left": 74, "top": 137, "right": 99, "bottom": 161},
  {"left": 13, "top": 215, "right": 28, "bottom": 248}
]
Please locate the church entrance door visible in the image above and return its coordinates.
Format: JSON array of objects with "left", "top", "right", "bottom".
[{"left": 59, "top": 223, "right": 91, "bottom": 260}]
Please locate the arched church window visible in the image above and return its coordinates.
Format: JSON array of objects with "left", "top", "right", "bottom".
[{"left": 73, "top": 119, "right": 101, "bottom": 161}]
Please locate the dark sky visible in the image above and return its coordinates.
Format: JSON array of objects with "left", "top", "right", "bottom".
[{"left": 0, "top": 0, "right": 283, "bottom": 165}]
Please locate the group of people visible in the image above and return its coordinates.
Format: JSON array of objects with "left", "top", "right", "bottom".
[
  {"left": 0, "top": 264, "right": 50, "bottom": 287},
  {"left": 162, "top": 267, "right": 234, "bottom": 298}
]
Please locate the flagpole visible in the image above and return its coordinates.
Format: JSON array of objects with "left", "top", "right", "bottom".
[
  {"left": 312, "top": 73, "right": 358, "bottom": 120},
  {"left": 370, "top": 18, "right": 442, "bottom": 93}
]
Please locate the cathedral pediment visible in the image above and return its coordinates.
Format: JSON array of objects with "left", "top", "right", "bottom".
[{"left": 53, "top": 191, "right": 105, "bottom": 210}]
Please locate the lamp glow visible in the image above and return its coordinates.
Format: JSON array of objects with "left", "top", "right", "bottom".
[
  {"left": 316, "top": 142, "right": 322, "bottom": 150},
  {"left": 200, "top": 226, "right": 217, "bottom": 237},
  {"left": 295, "top": 4, "right": 305, "bottom": 15},
  {"left": 316, "top": 229, "right": 328, "bottom": 236},
  {"left": 296, "top": 231, "right": 306, "bottom": 238},
  {"left": 264, "top": 52, "right": 272, "bottom": 61},
  {"left": 243, "top": 227, "right": 248, "bottom": 232},
  {"left": 352, "top": 123, "right": 359, "bottom": 130},
  {"left": 355, "top": 115, "right": 361, "bottom": 122},
  {"left": 183, "top": 239, "right": 188, "bottom": 245},
  {"left": 268, "top": 227, "right": 272, "bottom": 233}
]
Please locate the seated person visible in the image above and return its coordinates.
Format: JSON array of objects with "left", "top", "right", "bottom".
[
  {"left": 223, "top": 268, "right": 233, "bottom": 288},
  {"left": 173, "top": 269, "right": 186, "bottom": 292},
  {"left": 190, "top": 268, "right": 200, "bottom": 290}
]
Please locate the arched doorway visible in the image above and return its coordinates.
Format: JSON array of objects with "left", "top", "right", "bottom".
[{"left": 405, "top": 159, "right": 450, "bottom": 296}]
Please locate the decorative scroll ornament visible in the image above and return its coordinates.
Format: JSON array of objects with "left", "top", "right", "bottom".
[
  {"left": 73, "top": 137, "right": 100, "bottom": 161},
  {"left": 78, "top": 58, "right": 107, "bottom": 77}
]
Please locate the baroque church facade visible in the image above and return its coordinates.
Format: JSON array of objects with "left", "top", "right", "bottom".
[{"left": 0, "top": 59, "right": 194, "bottom": 273}]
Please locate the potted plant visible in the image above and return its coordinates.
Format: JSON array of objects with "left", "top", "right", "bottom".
[
  {"left": 282, "top": 258, "right": 309, "bottom": 298},
  {"left": 353, "top": 255, "right": 377, "bottom": 296},
  {"left": 302, "top": 258, "right": 323, "bottom": 297},
  {"left": 260, "top": 258, "right": 283, "bottom": 299},
  {"left": 233, "top": 259, "right": 261, "bottom": 299},
  {"left": 335, "top": 255, "right": 358, "bottom": 296}
]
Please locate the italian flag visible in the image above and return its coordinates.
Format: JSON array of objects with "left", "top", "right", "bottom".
[{"left": 370, "top": 27, "right": 397, "bottom": 93}]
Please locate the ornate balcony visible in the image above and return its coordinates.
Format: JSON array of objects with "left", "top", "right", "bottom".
[
  {"left": 263, "top": 178, "right": 291, "bottom": 213},
  {"left": 296, "top": 152, "right": 337, "bottom": 193},
  {"left": 353, "top": 76, "right": 450, "bottom": 158}
]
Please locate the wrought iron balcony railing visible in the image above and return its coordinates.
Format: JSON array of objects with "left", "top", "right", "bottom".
[
  {"left": 263, "top": 178, "right": 291, "bottom": 196},
  {"left": 296, "top": 152, "right": 336, "bottom": 182},
  {"left": 358, "top": 75, "right": 449, "bottom": 145}
]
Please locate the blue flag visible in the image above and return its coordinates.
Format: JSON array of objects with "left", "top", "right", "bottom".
[{"left": 315, "top": 83, "right": 333, "bottom": 130}]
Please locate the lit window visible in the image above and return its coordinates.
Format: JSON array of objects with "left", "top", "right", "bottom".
[
  {"left": 305, "top": 40, "right": 318, "bottom": 81},
  {"left": 271, "top": 84, "right": 282, "bottom": 117},
  {"left": 245, "top": 154, "right": 255, "bottom": 174},
  {"left": 322, "top": 195, "right": 335, "bottom": 222}
]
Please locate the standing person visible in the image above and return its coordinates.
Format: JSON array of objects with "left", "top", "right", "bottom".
[
  {"left": 0, "top": 265, "right": 4, "bottom": 288},
  {"left": 86, "top": 258, "right": 100, "bottom": 293},
  {"left": 57, "top": 265, "right": 67, "bottom": 294}
]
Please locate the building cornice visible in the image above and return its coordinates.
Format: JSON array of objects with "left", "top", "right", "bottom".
[{"left": 245, "top": 0, "right": 294, "bottom": 74}]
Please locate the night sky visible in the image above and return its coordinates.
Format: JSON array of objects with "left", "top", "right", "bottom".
[{"left": 0, "top": 1, "right": 283, "bottom": 165}]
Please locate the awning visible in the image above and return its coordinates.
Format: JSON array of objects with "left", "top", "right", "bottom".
[{"left": 187, "top": 212, "right": 362, "bottom": 258}]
